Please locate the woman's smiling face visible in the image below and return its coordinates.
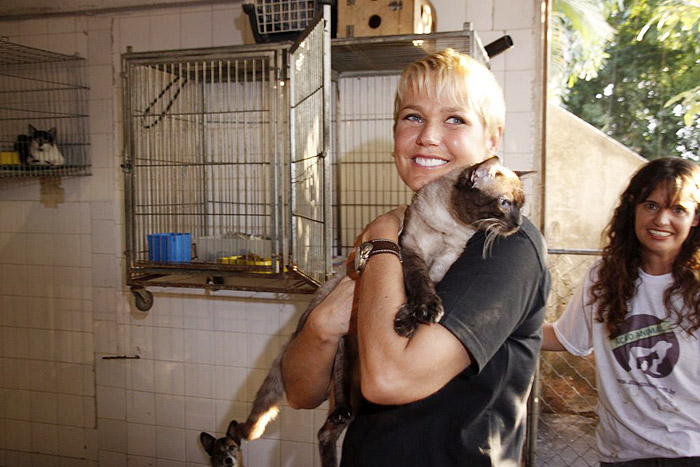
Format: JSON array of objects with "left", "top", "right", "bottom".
[
  {"left": 634, "top": 182, "right": 700, "bottom": 267},
  {"left": 393, "top": 85, "right": 499, "bottom": 192}
]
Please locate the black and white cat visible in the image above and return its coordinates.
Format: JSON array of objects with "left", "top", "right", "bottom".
[
  {"left": 201, "top": 157, "right": 525, "bottom": 467},
  {"left": 15, "top": 125, "right": 65, "bottom": 166}
]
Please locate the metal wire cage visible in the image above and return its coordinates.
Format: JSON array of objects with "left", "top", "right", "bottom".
[
  {"left": 0, "top": 40, "right": 90, "bottom": 179},
  {"left": 121, "top": 10, "right": 331, "bottom": 304}
]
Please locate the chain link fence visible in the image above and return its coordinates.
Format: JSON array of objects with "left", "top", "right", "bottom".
[{"left": 533, "top": 249, "right": 602, "bottom": 467}]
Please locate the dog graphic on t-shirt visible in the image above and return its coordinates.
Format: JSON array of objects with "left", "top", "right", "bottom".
[{"left": 627, "top": 340, "right": 673, "bottom": 377}]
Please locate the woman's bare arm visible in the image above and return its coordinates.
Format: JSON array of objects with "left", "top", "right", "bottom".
[
  {"left": 355, "top": 207, "right": 470, "bottom": 405},
  {"left": 541, "top": 323, "right": 566, "bottom": 351},
  {"left": 281, "top": 276, "right": 356, "bottom": 409}
]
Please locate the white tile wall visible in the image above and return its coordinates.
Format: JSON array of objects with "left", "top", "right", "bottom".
[
  {"left": 0, "top": 1, "right": 542, "bottom": 465},
  {"left": 466, "top": 0, "right": 495, "bottom": 30},
  {"left": 494, "top": 0, "right": 536, "bottom": 30}
]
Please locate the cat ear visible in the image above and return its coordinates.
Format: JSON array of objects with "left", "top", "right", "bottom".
[
  {"left": 28, "top": 124, "right": 37, "bottom": 134},
  {"left": 471, "top": 157, "right": 498, "bottom": 184},
  {"left": 48, "top": 128, "right": 57, "bottom": 142}
]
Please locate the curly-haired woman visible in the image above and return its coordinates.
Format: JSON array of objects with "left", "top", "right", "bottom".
[{"left": 543, "top": 157, "right": 700, "bottom": 466}]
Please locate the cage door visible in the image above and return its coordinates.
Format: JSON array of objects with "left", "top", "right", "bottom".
[{"left": 289, "top": 5, "right": 332, "bottom": 283}]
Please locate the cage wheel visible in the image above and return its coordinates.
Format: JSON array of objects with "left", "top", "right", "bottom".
[{"left": 132, "top": 288, "right": 153, "bottom": 312}]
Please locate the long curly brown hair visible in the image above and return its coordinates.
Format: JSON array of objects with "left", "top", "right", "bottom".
[{"left": 591, "top": 157, "right": 700, "bottom": 337}]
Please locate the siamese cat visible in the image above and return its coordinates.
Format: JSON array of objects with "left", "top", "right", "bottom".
[{"left": 201, "top": 156, "right": 524, "bottom": 467}]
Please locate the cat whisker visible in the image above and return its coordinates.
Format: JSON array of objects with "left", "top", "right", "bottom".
[{"left": 473, "top": 218, "right": 509, "bottom": 258}]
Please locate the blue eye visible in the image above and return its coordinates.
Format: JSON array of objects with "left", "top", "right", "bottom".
[
  {"left": 499, "top": 198, "right": 511, "bottom": 208},
  {"left": 672, "top": 205, "right": 688, "bottom": 214}
]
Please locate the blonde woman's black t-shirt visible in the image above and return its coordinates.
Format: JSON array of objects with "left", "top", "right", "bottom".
[{"left": 340, "top": 217, "right": 550, "bottom": 467}]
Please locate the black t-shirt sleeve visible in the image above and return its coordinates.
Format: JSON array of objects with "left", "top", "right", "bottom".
[{"left": 438, "top": 218, "right": 548, "bottom": 373}]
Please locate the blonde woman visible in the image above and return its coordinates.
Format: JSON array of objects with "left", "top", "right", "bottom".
[{"left": 283, "top": 49, "right": 550, "bottom": 466}]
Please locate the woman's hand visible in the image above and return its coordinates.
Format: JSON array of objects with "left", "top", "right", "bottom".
[
  {"left": 282, "top": 274, "right": 357, "bottom": 409},
  {"left": 308, "top": 275, "right": 357, "bottom": 339}
]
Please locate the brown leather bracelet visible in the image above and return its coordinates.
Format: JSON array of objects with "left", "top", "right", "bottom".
[{"left": 354, "top": 238, "right": 401, "bottom": 275}]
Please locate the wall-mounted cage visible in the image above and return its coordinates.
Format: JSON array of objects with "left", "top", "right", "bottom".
[
  {"left": 121, "top": 14, "right": 487, "bottom": 305},
  {"left": 0, "top": 40, "right": 90, "bottom": 179},
  {"left": 122, "top": 9, "right": 331, "bottom": 304}
]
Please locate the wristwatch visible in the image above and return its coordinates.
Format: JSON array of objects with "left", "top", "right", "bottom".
[{"left": 354, "top": 239, "right": 401, "bottom": 275}]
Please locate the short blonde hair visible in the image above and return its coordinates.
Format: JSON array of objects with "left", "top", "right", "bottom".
[{"left": 393, "top": 48, "right": 505, "bottom": 143}]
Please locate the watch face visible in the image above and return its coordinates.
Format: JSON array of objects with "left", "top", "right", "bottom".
[{"left": 355, "top": 242, "right": 373, "bottom": 272}]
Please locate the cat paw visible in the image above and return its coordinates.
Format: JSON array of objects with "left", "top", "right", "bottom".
[
  {"left": 328, "top": 407, "right": 352, "bottom": 425},
  {"left": 394, "top": 304, "right": 419, "bottom": 338},
  {"left": 414, "top": 295, "right": 444, "bottom": 324}
]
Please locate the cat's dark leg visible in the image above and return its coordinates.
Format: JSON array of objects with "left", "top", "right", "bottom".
[
  {"left": 394, "top": 247, "right": 443, "bottom": 337},
  {"left": 319, "top": 335, "right": 360, "bottom": 467},
  {"left": 318, "top": 419, "right": 347, "bottom": 467},
  {"left": 327, "top": 335, "right": 354, "bottom": 425}
]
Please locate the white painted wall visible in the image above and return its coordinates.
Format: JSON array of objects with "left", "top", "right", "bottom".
[{"left": 0, "top": 1, "right": 544, "bottom": 465}]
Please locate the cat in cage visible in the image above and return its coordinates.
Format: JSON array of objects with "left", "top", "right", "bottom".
[{"left": 14, "top": 124, "right": 65, "bottom": 166}]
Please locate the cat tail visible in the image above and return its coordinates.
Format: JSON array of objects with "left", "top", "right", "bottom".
[
  {"left": 231, "top": 267, "right": 348, "bottom": 442},
  {"left": 234, "top": 351, "right": 286, "bottom": 441}
]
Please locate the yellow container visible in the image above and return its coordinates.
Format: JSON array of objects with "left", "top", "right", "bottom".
[
  {"left": 218, "top": 255, "right": 242, "bottom": 264},
  {"left": 0, "top": 151, "right": 20, "bottom": 164},
  {"left": 218, "top": 255, "right": 272, "bottom": 273}
]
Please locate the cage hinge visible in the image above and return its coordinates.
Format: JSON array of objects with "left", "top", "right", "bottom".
[
  {"left": 389, "top": 1, "right": 403, "bottom": 10},
  {"left": 120, "top": 162, "right": 132, "bottom": 173}
]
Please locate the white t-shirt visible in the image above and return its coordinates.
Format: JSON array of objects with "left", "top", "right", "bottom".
[{"left": 553, "top": 262, "right": 700, "bottom": 462}]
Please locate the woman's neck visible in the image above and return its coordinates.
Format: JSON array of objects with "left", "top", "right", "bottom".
[{"left": 641, "top": 253, "right": 674, "bottom": 276}]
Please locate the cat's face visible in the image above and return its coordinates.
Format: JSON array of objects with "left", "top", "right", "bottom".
[
  {"left": 453, "top": 157, "right": 524, "bottom": 236},
  {"left": 28, "top": 125, "right": 57, "bottom": 152},
  {"left": 393, "top": 86, "right": 500, "bottom": 192}
]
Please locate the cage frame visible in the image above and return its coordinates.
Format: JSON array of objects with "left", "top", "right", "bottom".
[{"left": 121, "top": 9, "right": 332, "bottom": 303}]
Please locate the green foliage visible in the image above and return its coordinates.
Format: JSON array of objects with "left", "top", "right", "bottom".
[
  {"left": 548, "top": 0, "right": 617, "bottom": 103},
  {"left": 640, "top": 0, "right": 700, "bottom": 127},
  {"left": 561, "top": 0, "right": 700, "bottom": 160}
]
